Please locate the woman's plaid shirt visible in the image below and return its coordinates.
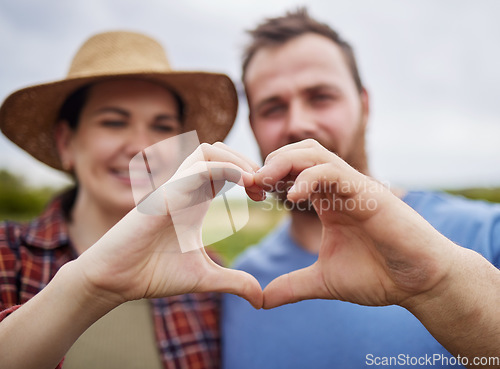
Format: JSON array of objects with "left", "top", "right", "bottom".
[{"left": 0, "top": 197, "right": 221, "bottom": 369}]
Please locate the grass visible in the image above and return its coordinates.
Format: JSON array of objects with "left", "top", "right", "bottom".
[
  {"left": 445, "top": 187, "right": 500, "bottom": 203},
  {"left": 204, "top": 197, "right": 287, "bottom": 265}
]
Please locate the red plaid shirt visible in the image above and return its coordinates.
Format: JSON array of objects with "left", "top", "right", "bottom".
[{"left": 0, "top": 196, "right": 221, "bottom": 369}]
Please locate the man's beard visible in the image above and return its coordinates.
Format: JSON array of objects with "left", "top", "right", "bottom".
[{"left": 263, "top": 121, "right": 368, "bottom": 216}]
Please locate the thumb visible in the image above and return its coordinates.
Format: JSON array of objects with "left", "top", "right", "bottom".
[
  {"left": 200, "top": 265, "right": 263, "bottom": 309},
  {"left": 263, "top": 263, "right": 330, "bottom": 309}
]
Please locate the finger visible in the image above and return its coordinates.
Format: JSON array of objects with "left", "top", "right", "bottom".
[
  {"left": 286, "top": 164, "right": 384, "bottom": 220},
  {"left": 212, "top": 142, "right": 261, "bottom": 172},
  {"left": 200, "top": 143, "right": 260, "bottom": 174},
  {"left": 245, "top": 186, "right": 266, "bottom": 202},
  {"left": 206, "top": 163, "right": 257, "bottom": 191},
  {"left": 263, "top": 138, "right": 325, "bottom": 166},
  {"left": 262, "top": 263, "right": 332, "bottom": 309},
  {"left": 254, "top": 148, "right": 328, "bottom": 191},
  {"left": 286, "top": 163, "right": 340, "bottom": 203},
  {"left": 177, "top": 161, "right": 254, "bottom": 190},
  {"left": 149, "top": 162, "right": 256, "bottom": 216},
  {"left": 200, "top": 263, "right": 263, "bottom": 309}
]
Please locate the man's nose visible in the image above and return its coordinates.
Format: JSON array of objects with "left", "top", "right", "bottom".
[{"left": 285, "top": 101, "right": 317, "bottom": 142}]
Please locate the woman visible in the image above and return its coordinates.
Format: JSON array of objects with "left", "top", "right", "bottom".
[{"left": 0, "top": 31, "right": 262, "bottom": 369}]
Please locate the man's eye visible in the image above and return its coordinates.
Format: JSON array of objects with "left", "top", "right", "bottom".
[
  {"left": 102, "top": 120, "right": 126, "bottom": 127},
  {"left": 262, "top": 105, "right": 285, "bottom": 117},
  {"left": 312, "top": 94, "right": 332, "bottom": 101}
]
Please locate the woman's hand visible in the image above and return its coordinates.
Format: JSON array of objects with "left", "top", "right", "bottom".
[
  {"left": 0, "top": 142, "right": 265, "bottom": 369},
  {"left": 75, "top": 142, "right": 264, "bottom": 309}
]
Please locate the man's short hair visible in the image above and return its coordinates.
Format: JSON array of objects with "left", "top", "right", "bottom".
[{"left": 242, "top": 7, "right": 364, "bottom": 93}]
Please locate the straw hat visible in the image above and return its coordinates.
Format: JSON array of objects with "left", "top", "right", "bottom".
[{"left": 0, "top": 31, "right": 238, "bottom": 171}]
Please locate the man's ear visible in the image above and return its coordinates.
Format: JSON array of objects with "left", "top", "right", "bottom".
[
  {"left": 55, "top": 120, "right": 75, "bottom": 171},
  {"left": 248, "top": 110, "right": 254, "bottom": 129},
  {"left": 360, "top": 87, "right": 370, "bottom": 128}
]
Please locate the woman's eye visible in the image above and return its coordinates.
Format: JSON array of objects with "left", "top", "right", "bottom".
[
  {"left": 155, "top": 125, "right": 174, "bottom": 132},
  {"left": 153, "top": 123, "right": 181, "bottom": 133}
]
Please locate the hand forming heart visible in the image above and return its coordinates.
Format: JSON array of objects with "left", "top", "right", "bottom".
[
  {"left": 252, "top": 139, "right": 455, "bottom": 310},
  {"left": 76, "top": 139, "right": 456, "bottom": 313}
]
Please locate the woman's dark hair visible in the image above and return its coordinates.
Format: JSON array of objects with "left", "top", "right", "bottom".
[
  {"left": 58, "top": 85, "right": 91, "bottom": 130},
  {"left": 57, "top": 86, "right": 89, "bottom": 220},
  {"left": 60, "top": 185, "right": 78, "bottom": 221},
  {"left": 171, "top": 90, "right": 185, "bottom": 124}
]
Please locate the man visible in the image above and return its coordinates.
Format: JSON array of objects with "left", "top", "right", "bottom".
[{"left": 223, "top": 8, "right": 500, "bottom": 368}]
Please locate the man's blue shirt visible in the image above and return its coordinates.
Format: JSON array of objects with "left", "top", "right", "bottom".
[{"left": 222, "top": 191, "right": 500, "bottom": 369}]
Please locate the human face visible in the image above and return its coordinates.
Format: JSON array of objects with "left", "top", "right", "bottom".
[
  {"left": 245, "top": 33, "right": 369, "bottom": 173},
  {"left": 60, "top": 79, "right": 182, "bottom": 215}
]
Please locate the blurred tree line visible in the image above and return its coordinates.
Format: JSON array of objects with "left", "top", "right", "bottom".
[{"left": 0, "top": 169, "right": 62, "bottom": 221}]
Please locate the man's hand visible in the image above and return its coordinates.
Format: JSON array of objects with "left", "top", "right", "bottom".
[
  {"left": 254, "top": 139, "right": 500, "bottom": 367},
  {"left": 254, "top": 139, "right": 455, "bottom": 309}
]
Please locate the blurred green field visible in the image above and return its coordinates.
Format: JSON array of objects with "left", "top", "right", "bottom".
[
  {"left": 203, "top": 197, "right": 287, "bottom": 265},
  {"left": 1, "top": 169, "right": 500, "bottom": 265},
  {"left": 445, "top": 187, "right": 500, "bottom": 203}
]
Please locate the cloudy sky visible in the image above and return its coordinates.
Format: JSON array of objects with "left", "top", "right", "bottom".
[{"left": 1, "top": 0, "right": 499, "bottom": 190}]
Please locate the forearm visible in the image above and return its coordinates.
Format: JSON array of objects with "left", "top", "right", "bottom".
[
  {"left": 0, "top": 260, "right": 120, "bottom": 369},
  {"left": 403, "top": 245, "right": 500, "bottom": 368}
]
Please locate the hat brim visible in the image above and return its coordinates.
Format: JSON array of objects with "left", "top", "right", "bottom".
[{"left": 0, "top": 72, "right": 238, "bottom": 171}]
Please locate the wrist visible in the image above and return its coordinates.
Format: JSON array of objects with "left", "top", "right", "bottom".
[
  {"left": 399, "top": 246, "right": 500, "bottom": 360},
  {"left": 57, "top": 259, "right": 124, "bottom": 317},
  {"left": 399, "top": 240, "right": 464, "bottom": 313}
]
